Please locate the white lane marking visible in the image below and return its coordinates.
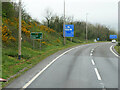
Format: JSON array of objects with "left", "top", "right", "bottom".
[
  {"left": 110, "top": 45, "right": 119, "bottom": 57},
  {"left": 94, "top": 68, "right": 102, "bottom": 80},
  {"left": 91, "top": 59, "right": 95, "bottom": 65},
  {"left": 91, "top": 50, "right": 93, "bottom": 53},
  {"left": 92, "top": 49, "right": 94, "bottom": 51},
  {"left": 23, "top": 45, "right": 86, "bottom": 88},
  {"left": 90, "top": 53, "right": 93, "bottom": 56}
]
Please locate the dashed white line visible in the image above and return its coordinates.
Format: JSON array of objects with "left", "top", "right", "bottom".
[
  {"left": 90, "top": 49, "right": 95, "bottom": 56},
  {"left": 110, "top": 45, "right": 119, "bottom": 57},
  {"left": 91, "top": 50, "right": 93, "bottom": 53},
  {"left": 91, "top": 59, "right": 95, "bottom": 65},
  {"left": 94, "top": 68, "right": 102, "bottom": 80},
  {"left": 90, "top": 53, "right": 93, "bottom": 56}
]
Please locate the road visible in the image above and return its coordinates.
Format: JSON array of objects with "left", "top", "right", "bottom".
[{"left": 6, "top": 42, "right": 118, "bottom": 89}]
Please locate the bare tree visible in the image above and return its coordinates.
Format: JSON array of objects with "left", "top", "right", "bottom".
[
  {"left": 66, "top": 16, "right": 74, "bottom": 24},
  {"left": 45, "top": 8, "right": 52, "bottom": 27}
]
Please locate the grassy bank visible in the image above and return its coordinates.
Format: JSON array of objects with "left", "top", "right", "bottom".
[{"left": 114, "top": 45, "right": 120, "bottom": 54}]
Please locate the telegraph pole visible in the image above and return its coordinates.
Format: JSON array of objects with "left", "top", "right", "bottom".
[
  {"left": 86, "top": 13, "right": 88, "bottom": 41},
  {"left": 18, "top": 0, "right": 21, "bottom": 60},
  {"left": 63, "top": 0, "right": 66, "bottom": 45}
]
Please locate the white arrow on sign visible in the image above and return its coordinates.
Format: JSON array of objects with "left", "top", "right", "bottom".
[{"left": 67, "top": 26, "right": 70, "bottom": 28}]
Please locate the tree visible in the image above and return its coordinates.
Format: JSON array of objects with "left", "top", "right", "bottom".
[
  {"left": 2, "top": 2, "right": 15, "bottom": 19},
  {"left": 45, "top": 9, "right": 52, "bottom": 28}
]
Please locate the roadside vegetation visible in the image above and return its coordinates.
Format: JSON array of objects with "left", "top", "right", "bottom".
[
  {"left": 115, "top": 43, "right": 120, "bottom": 54},
  {"left": 1, "top": 1, "right": 117, "bottom": 87}
]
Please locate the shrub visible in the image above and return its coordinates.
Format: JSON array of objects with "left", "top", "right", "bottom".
[{"left": 2, "top": 25, "right": 16, "bottom": 43}]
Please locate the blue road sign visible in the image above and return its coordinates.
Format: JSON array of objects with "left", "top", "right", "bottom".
[
  {"left": 109, "top": 35, "right": 117, "bottom": 39},
  {"left": 63, "top": 25, "right": 74, "bottom": 37},
  {"left": 97, "top": 38, "right": 100, "bottom": 41}
]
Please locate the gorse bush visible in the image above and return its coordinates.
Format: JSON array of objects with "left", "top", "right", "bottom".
[
  {"left": 2, "top": 16, "right": 57, "bottom": 46},
  {"left": 2, "top": 25, "right": 16, "bottom": 43}
]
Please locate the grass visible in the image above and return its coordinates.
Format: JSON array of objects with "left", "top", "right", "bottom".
[{"left": 114, "top": 45, "right": 120, "bottom": 54}]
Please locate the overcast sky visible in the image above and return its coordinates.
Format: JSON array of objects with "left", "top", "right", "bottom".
[{"left": 15, "top": 0, "right": 119, "bottom": 32}]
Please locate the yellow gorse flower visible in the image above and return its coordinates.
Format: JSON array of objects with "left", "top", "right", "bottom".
[
  {"left": 39, "top": 25, "right": 56, "bottom": 33},
  {"left": 56, "top": 39, "right": 61, "bottom": 43},
  {"left": 2, "top": 25, "right": 16, "bottom": 43}
]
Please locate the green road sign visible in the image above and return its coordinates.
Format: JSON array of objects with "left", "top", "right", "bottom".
[{"left": 31, "top": 32, "right": 43, "bottom": 40}]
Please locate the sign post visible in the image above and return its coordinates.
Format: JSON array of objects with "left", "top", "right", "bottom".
[
  {"left": 18, "top": 0, "right": 22, "bottom": 60},
  {"left": 40, "top": 40, "right": 41, "bottom": 50},
  {"left": 63, "top": 0, "right": 66, "bottom": 45},
  {"left": 71, "top": 38, "right": 72, "bottom": 42},
  {"left": 31, "top": 32, "right": 43, "bottom": 49},
  {"left": 33, "top": 40, "right": 34, "bottom": 49}
]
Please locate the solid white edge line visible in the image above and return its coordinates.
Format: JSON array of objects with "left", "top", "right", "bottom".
[
  {"left": 94, "top": 68, "right": 102, "bottom": 80},
  {"left": 22, "top": 45, "right": 83, "bottom": 88},
  {"left": 91, "top": 59, "right": 95, "bottom": 65},
  {"left": 110, "top": 45, "right": 119, "bottom": 57}
]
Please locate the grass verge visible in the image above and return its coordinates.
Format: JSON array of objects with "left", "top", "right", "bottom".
[{"left": 114, "top": 45, "right": 120, "bottom": 54}]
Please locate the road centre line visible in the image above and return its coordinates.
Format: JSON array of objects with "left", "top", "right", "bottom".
[
  {"left": 92, "top": 49, "right": 94, "bottom": 51},
  {"left": 91, "top": 59, "right": 95, "bottom": 65},
  {"left": 91, "top": 50, "right": 93, "bottom": 53},
  {"left": 94, "top": 68, "right": 102, "bottom": 80},
  {"left": 90, "top": 53, "right": 93, "bottom": 56}
]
